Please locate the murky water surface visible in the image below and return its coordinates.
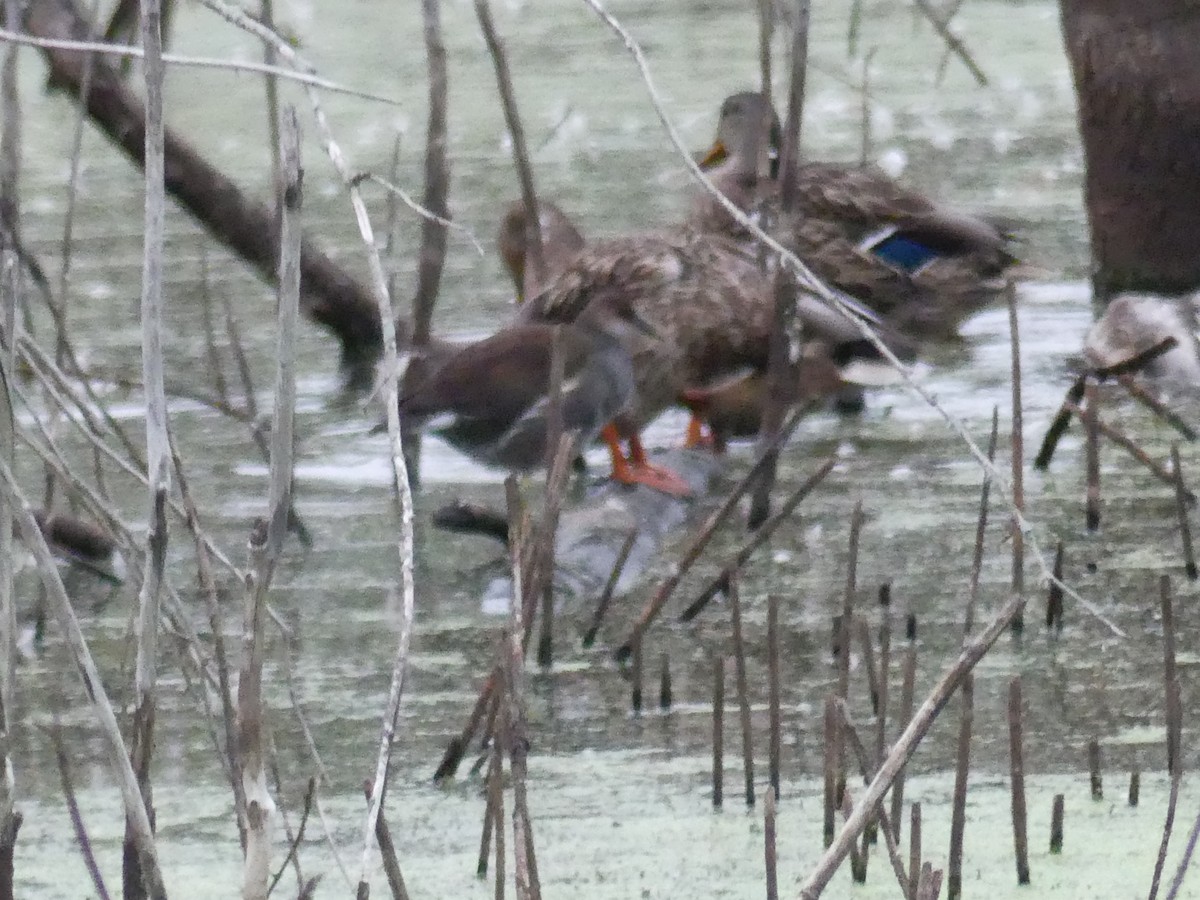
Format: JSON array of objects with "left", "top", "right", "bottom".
[{"left": 7, "top": 0, "right": 1200, "bottom": 896}]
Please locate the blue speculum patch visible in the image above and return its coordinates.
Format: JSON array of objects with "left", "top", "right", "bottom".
[{"left": 868, "top": 232, "right": 942, "bottom": 272}]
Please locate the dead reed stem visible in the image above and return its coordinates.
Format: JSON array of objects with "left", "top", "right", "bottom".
[
  {"left": 858, "top": 617, "right": 880, "bottom": 717},
  {"left": 908, "top": 803, "right": 921, "bottom": 900},
  {"left": 965, "top": 408, "right": 999, "bottom": 635},
  {"left": 713, "top": 656, "right": 725, "bottom": 809},
  {"left": 1046, "top": 541, "right": 1064, "bottom": 632},
  {"left": 727, "top": 574, "right": 756, "bottom": 807},
  {"left": 1008, "top": 284, "right": 1025, "bottom": 631},
  {"left": 1008, "top": 676, "right": 1030, "bottom": 884},
  {"left": 239, "top": 105, "right": 303, "bottom": 900},
  {"left": 764, "top": 788, "right": 778, "bottom": 900},
  {"left": 890, "top": 639, "right": 917, "bottom": 842},
  {"left": 748, "top": 0, "right": 809, "bottom": 529},
  {"left": 911, "top": 0, "right": 988, "bottom": 84},
  {"left": 915, "top": 863, "right": 944, "bottom": 900},
  {"left": 503, "top": 483, "right": 542, "bottom": 900},
  {"left": 616, "top": 404, "right": 812, "bottom": 660},
  {"left": 1164, "top": 803, "right": 1200, "bottom": 900},
  {"left": 1171, "top": 445, "right": 1198, "bottom": 579},
  {"left": 947, "top": 672, "right": 972, "bottom": 900},
  {"left": 1050, "top": 794, "right": 1064, "bottom": 853},
  {"left": 267, "top": 776, "right": 314, "bottom": 897},
  {"left": 838, "top": 501, "right": 863, "bottom": 704},
  {"left": 631, "top": 638, "right": 643, "bottom": 714},
  {"left": 767, "top": 594, "right": 781, "bottom": 800},
  {"left": 362, "top": 781, "right": 410, "bottom": 900},
  {"left": 799, "top": 595, "right": 1024, "bottom": 898},
  {"left": 0, "top": 251, "right": 16, "bottom": 898},
  {"left": 1034, "top": 377, "right": 1086, "bottom": 470},
  {"left": 658, "top": 653, "right": 672, "bottom": 710},
  {"left": 170, "top": 443, "right": 246, "bottom": 844},
  {"left": 756, "top": 0, "right": 772, "bottom": 98},
  {"left": 403, "top": 0, "right": 451, "bottom": 482},
  {"left": 1161, "top": 575, "right": 1182, "bottom": 776},
  {"left": 1083, "top": 382, "right": 1101, "bottom": 531},
  {"left": 823, "top": 694, "right": 837, "bottom": 847},
  {"left": 473, "top": 0, "right": 545, "bottom": 291},
  {"left": 874, "top": 583, "right": 892, "bottom": 779},
  {"left": 1088, "top": 738, "right": 1102, "bottom": 800},
  {"left": 491, "top": 743, "right": 506, "bottom": 900},
  {"left": 1117, "top": 375, "right": 1197, "bottom": 441},
  {"left": 128, "top": 2, "right": 171, "bottom": 895},
  {"left": 478, "top": 743, "right": 500, "bottom": 878},
  {"left": 581, "top": 527, "right": 638, "bottom": 647},
  {"left": 51, "top": 725, "right": 104, "bottom": 899},
  {"left": 1059, "top": 402, "right": 1190, "bottom": 498},
  {"left": 680, "top": 456, "right": 836, "bottom": 621},
  {"left": 839, "top": 705, "right": 912, "bottom": 899}
]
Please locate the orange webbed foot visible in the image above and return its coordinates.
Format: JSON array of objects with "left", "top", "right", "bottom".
[
  {"left": 683, "top": 414, "right": 716, "bottom": 450},
  {"left": 612, "top": 460, "right": 693, "bottom": 497}
]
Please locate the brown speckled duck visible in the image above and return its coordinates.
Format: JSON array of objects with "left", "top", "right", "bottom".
[
  {"left": 694, "top": 91, "right": 1018, "bottom": 341},
  {"left": 506, "top": 202, "right": 900, "bottom": 462},
  {"left": 497, "top": 199, "right": 586, "bottom": 300}
]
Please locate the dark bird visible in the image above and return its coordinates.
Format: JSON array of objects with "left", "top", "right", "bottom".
[
  {"left": 397, "top": 289, "right": 690, "bottom": 493},
  {"left": 693, "top": 91, "right": 1019, "bottom": 340},
  {"left": 505, "top": 202, "right": 910, "bottom": 456}
]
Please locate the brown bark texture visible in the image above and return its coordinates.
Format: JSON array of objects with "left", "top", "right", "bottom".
[
  {"left": 1060, "top": 0, "right": 1200, "bottom": 301},
  {"left": 24, "top": 0, "right": 385, "bottom": 381}
]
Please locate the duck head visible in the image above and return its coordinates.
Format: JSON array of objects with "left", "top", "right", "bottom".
[
  {"left": 497, "top": 199, "right": 586, "bottom": 301},
  {"left": 698, "top": 92, "right": 781, "bottom": 180}
]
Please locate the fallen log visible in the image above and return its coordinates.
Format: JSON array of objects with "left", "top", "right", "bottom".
[{"left": 24, "top": 0, "right": 386, "bottom": 385}]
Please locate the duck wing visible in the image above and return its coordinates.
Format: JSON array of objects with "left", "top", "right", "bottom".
[{"left": 399, "top": 325, "right": 594, "bottom": 425}]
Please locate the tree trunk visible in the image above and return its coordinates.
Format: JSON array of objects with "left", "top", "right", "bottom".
[
  {"left": 1059, "top": 0, "right": 1200, "bottom": 302},
  {"left": 24, "top": 0, "right": 386, "bottom": 384}
]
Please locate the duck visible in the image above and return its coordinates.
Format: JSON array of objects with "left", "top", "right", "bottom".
[
  {"left": 18, "top": 509, "right": 124, "bottom": 585},
  {"left": 397, "top": 289, "right": 692, "bottom": 493},
  {"left": 1083, "top": 293, "right": 1200, "bottom": 388},
  {"left": 678, "top": 339, "right": 907, "bottom": 450},
  {"left": 693, "top": 91, "right": 1019, "bottom": 341},
  {"left": 497, "top": 199, "right": 586, "bottom": 301},
  {"left": 510, "top": 204, "right": 907, "bottom": 463},
  {"left": 394, "top": 200, "right": 588, "bottom": 401}
]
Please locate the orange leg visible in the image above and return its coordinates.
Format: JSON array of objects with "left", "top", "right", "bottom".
[
  {"left": 601, "top": 425, "right": 693, "bottom": 497},
  {"left": 624, "top": 433, "right": 693, "bottom": 496},
  {"left": 684, "top": 414, "right": 716, "bottom": 449}
]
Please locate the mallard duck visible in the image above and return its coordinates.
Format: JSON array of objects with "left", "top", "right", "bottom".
[
  {"left": 1084, "top": 293, "right": 1200, "bottom": 387},
  {"left": 497, "top": 199, "right": 586, "bottom": 300},
  {"left": 509, "top": 204, "right": 902, "bottom": 467},
  {"left": 398, "top": 289, "right": 688, "bottom": 492},
  {"left": 396, "top": 200, "right": 588, "bottom": 400},
  {"left": 20, "top": 509, "right": 124, "bottom": 585},
  {"left": 694, "top": 91, "right": 1018, "bottom": 340},
  {"left": 678, "top": 339, "right": 907, "bottom": 450}
]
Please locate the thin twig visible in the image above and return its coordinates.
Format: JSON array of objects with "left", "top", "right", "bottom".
[
  {"left": 128, "top": 1, "right": 171, "bottom": 893},
  {"left": 0, "top": 27, "right": 402, "bottom": 104}
]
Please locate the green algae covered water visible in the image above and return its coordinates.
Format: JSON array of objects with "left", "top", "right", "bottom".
[{"left": 5, "top": 0, "right": 1200, "bottom": 896}]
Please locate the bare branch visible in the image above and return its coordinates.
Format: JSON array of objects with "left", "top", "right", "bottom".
[{"left": 0, "top": 27, "right": 403, "bottom": 105}]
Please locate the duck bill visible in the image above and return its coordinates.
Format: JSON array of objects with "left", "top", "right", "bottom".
[{"left": 697, "top": 140, "right": 727, "bottom": 170}]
